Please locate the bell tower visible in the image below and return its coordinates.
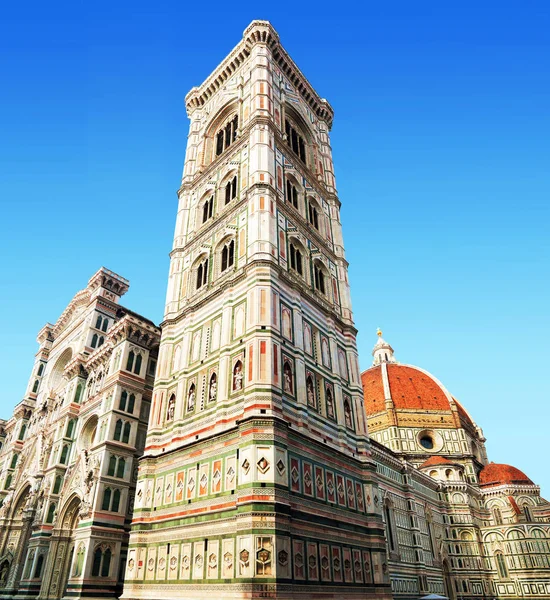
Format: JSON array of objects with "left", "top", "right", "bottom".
[{"left": 123, "top": 21, "right": 392, "bottom": 600}]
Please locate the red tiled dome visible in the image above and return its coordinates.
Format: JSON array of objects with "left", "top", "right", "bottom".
[
  {"left": 419, "top": 456, "right": 452, "bottom": 468},
  {"left": 362, "top": 364, "right": 451, "bottom": 414},
  {"left": 479, "top": 463, "right": 534, "bottom": 488}
]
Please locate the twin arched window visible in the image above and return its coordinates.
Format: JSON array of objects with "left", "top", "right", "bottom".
[
  {"left": 91, "top": 546, "right": 112, "bottom": 577},
  {"left": 113, "top": 419, "right": 131, "bottom": 444},
  {"left": 496, "top": 552, "right": 508, "bottom": 578},
  {"left": 285, "top": 118, "right": 306, "bottom": 163},
  {"left": 308, "top": 202, "right": 319, "bottom": 230},
  {"left": 286, "top": 179, "right": 299, "bottom": 209},
  {"left": 225, "top": 176, "right": 237, "bottom": 204},
  {"left": 95, "top": 315, "right": 109, "bottom": 332},
  {"left": 493, "top": 507, "right": 503, "bottom": 525},
  {"left": 196, "top": 258, "right": 209, "bottom": 290},
  {"left": 119, "top": 390, "right": 135, "bottom": 413},
  {"left": 314, "top": 263, "right": 326, "bottom": 295},
  {"left": 101, "top": 487, "right": 121, "bottom": 512},
  {"left": 215, "top": 115, "right": 239, "bottom": 157},
  {"left": 126, "top": 351, "right": 142, "bottom": 375},
  {"left": 221, "top": 240, "right": 235, "bottom": 273},
  {"left": 202, "top": 196, "right": 214, "bottom": 224},
  {"left": 91, "top": 334, "right": 105, "bottom": 349},
  {"left": 289, "top": 242, "right": 303, "bottom": 276},
  {"left": 108, "top": 455, "right": 126, "bottom": 478}
]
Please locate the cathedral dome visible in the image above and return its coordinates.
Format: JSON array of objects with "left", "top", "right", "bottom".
[
  {"left": 362, "top": 363, "right": 453, "bottom": 414},
  {"left": 479, "top": 463, "right": 534, "bottom": 488}
]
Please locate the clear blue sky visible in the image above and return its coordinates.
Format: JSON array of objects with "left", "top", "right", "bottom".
[{"left": 1, "top": 1, "right": 548, "bottom": 494}]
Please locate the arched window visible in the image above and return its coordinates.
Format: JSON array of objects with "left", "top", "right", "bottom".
[
  {"left": 215, "top": 114, "right": 238, "bottom": 157},
  {"left": 116, "top": 457, "right": 125, "bottom": 479},
  {"left": 66, "top": 419, "right": 75, "bottom": 438},
  {"left": 493, "top": 507, "right": 503, "bottom": 525},
  {"left": 127, "top": 393, "right": 135, "bottom": 414},
  {"left": 114, "top": 419, "right": 123, "bottom": 442},
  {"left": 24, "top": 550, "right": 35, "bottom": 579},
  {"left": 314, "top": 264, "right": 326, "bottom": 295},
  {"left": 134, "top": 354, "right": 142, "bottom": 375},
  {"left": 101, "top": 318, "right": 108, "bottom": 332},
  {"left": 289, "top": 243, "right": 303, "bottom": 276},
  {"left": 285, "top": 118, "right": 306, "bottom": 163},
  {"left": 37, "top": 363, "right": 44, "bottom": 376},
  {"left": 32, "top": 379, "right": 40, "bottom": 393},
  {"left": 286, "top": 179, "right": 299, "bottom": 209},
  {"left": 4, "top": 474, "right": 12, "bottom": 489},
  {"left": 53, "top": 475, "right": 63, "bottom": 495},
  {"left": 91, "top": 547, "right": 102, "bottom": 577},
  {"left": 96, "top": 315, "right": 103, "bottom": 329},
  {"left": 122, "top": 422, "right": 131, "bottom": 444},
  {"left": 112, "top": 489, "right": 121, "bottom": 512},
  {"left": 344, "top": 397, "right": 354, "bottom": 430},
  {"left": 102, "top": 488, "right": 112, "bottom": 511},
  {"left": 225, "top": 175, "right": 237, "bottom": 204},
  {"left": 46, "top": 502, "right": 56, "bottom": 523},
  {"left": 232, "top": 361, "right": 243, "bottom": 391},
  {"left": 108, "top": 455, "right": 117, "bottom": 476},
  {"left": 308, "top": 201, "right": 319, "bottom": 230},
  {"left": 496, "top": 553, "right": 508, "bottom": 578},
  {"left": 74, "top": 383, "right": 83, "bottom": 404},
  {"left": 283, "top": 361, "right": 293, "bottom": 395},
  {"left": 522, "top": 504, "right": 533, "bottom": 521},
  {"left": 221, "top": 240, "right": 235, "bottom": 272},
  {"left": 101, "top": 548, "right": 111, "bottom": 577},
  {"left": 91, "top": 334, "right": 98, "bottom": 349},
  {"left": 98, "top": 336, "right": 105, "bottom": 347},
  {"left": 119, "top": 391, "right": 127, "bottom": 411},
  {"left": 18, "top": 424, "right": 27, "bottom": 441},
  {"left": 60, "top": 444, "right": 70, "bottom": 464},
  {"left": 34, "top": 554, "right": 45, "bottom": 578},
  {"left": 202, "top": 196, "right": 214, "bottom": 223},
  {"left": 126, "top": 351, "right": 135, "bottom": 372},
  {"left": 196, "top": 258, "right": 209, "bottom": 290},
  {"left": 10, "top": 454, "right": 18, "bottom": 469}
]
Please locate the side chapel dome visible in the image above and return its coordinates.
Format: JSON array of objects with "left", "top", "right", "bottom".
[{"left": 479, "top": 463, "right": 534, "bottom": 488}]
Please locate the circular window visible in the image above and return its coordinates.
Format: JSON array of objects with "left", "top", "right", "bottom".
[{"left": 419, "top": 435, "right": 434, "bottom": 449}]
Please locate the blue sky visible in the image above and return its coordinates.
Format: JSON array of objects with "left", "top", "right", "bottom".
[{"left": 0, "top": 1, "right": 548, "bottom": 494}]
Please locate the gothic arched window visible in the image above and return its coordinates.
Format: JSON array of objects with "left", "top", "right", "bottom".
[
  {"left": 284, "top": 118, "right": 306, "bottom": 163},
  {"left": 196, "top": 258, "right": 209, "bottom": 290},
  {"left": 102, "top": 488, "right": 112, "bottom": 511},
  {"left": 74, "top": 383, "right": 83, "bottom": 404},
  {"left": 384, "top": 501, "right": 397, "bottom": 552},
  {"left": 127, "top": 393, "right": 135, "bottom": 414},
  {"left": 122, "top": 422, "right": 131, "bottom": 444},
  {"left": 493, "top": 507, "right": 503, "bottom": 525},
  {"left": 53, "top": 475, "right": 63, "bottom": 495},
  {"left": 289, "top": 242, "right": 303, "bottom": 276},
  {"left": 108, "top": 455, "right": 117, "bottom": 476},
  {"left": 314, "top": 263, "right": 326, "bottom": 295},
  {"left": 225, "top": 175, "right": 238, "bottom": 204},
  {"left": 114, "top": 419, "right": 123, "bottom": 442},
  {"left": 32, "top": 379, "right": 39, "bottom": 393},
  {"left": 126, "top": 351, "right": 135, "bottom": 372},
  {"left": 95, "top": 315, "right": 103, "bottom": 329},
  {"left": 34, "top": 554, "right": 45, "bottom": 578},
  {"left": 215, "top": 114, "right": 238, "bottom": 157},
  {"left": 112, "top": 489, "right": 121, "bottom": 512},
  {"left": 308, "top": 200, "right": 319, "bottom": 230},
  {"left": 101, "top": 318, "right": 108, "bottom": 332},
  {"left": 119, "top": 391, "right": 127, "bottom": 412},
  {"left": 202, "top": 196, "right": 214, "bottom": 223},
  {"left": 221, "top": 240, "right": 235, "bottom": 272},
  {"left": 37, "top": 363, "right": 44, "bottom": 376},
  {"left": 134, "top": 353, "right": 142, "bottom": 375},
  {"left": 286, "top": 179, "right": 299, "bottom": 209},
  {"left": 91, "top": 334, "right": 98, "bottom": 349},
  {"left": 116, "top": 457, "right": 125, "bottom": 479}
]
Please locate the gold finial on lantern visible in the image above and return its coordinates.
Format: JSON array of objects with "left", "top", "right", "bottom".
[{"left": 377, "top": 328, "right": 383, "bottom": 337}]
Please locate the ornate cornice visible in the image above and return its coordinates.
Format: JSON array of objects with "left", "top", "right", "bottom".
[{"left": 185, "top": 21, "right": 334, "bottom": 128}]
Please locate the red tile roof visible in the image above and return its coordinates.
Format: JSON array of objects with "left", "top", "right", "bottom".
[
  {"left": 362, "top": 364, "right": 451, "bottom": 414},
  {"left": 479, "top": 463, "right": 534, "bottom": 488}
]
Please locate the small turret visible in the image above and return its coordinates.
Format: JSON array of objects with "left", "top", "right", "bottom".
[{"left": 372, "top": 328, "right": 397, "bottom": 366}]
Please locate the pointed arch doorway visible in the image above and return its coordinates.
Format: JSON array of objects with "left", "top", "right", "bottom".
[{"left": 38, "top": 495, "right": 81, "bottom": 600}]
